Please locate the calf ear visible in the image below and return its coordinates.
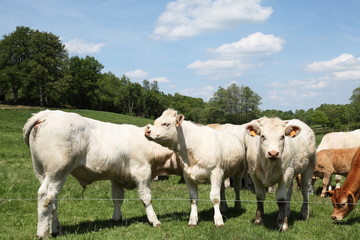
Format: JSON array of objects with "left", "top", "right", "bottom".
[
  {"left": 176, "top": 114, "right": 185, "bottom": 127},
  {"left": 348, "top": 193, "right": 355, "bottom": 204},
  {"left": 246, "top": 124, "right": 260, "bottom": 137},
  {"left": 285, "top": 125, "right": 301, "bottom": 138},
  {"left": 327, "top": 190, "right": 334, "bottom": 198}
]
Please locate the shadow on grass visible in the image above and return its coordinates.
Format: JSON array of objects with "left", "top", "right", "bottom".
[
  {"left": 60, "top": 206, "right": 246, "bottom": 236},
  {"left": 251, "top": 210, "right": 307, "bottom": 231},
  {"left": 331, "top": 216, "right": 360, "bottom": 226}
]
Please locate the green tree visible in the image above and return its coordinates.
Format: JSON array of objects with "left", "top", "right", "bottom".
[
  {"left": 0, "top": 26, "right": 68, "bottom": 106},
  {"left": 25, "top": 29, "right": 68, "bottom": 106},
  {"left": 94, "top": 72, "right": 123, "bottom": 112},
  {"left": 293, "top": 109, "right": 306, "bottom": 121},
  {"left": 207, "top": 83, "right": 261, "bottom": 124},
  {"left": 166, "top": 93, "right": 206, "bottom": 122},
  {"left": 67, "top": 56, "right": 103, "bottom": 109},
  {"left": 0, "top": 26, "right": 32, "bottom": 104},
  {"left": 317, "top": 104, "right": 351, "bottom": 128},
  {"left": 239, "top": 86, "right": 261, "bottom": 122},
  {"left": 142, "top": 80, "right": 164, "bottom": 118},
  {"left": 207, "top": 87, "right": 227, "bottom": 123},
  {"left": 350, "top": 86, "right": 360, "bottom": 122},
  {"left": 310, "top": 109, "right": 330, "bottom": 127}
]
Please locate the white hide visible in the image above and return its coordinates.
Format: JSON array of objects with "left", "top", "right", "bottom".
[
  {"left": 317, "top": 130, "right": 360, "bottom": 152},
  {"left": 245, "top": 117, "right": 316, "bottom": 231},
  {"left": 207, "top": 123, "right": 254, "bottom": 190},
  {"left": 145, "top": 109, "right": 246, "bottom": 227},
  {"left": 23, "top": 110, "right": 175, "bottom": 239}
]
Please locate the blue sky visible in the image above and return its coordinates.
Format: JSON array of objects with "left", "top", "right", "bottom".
[{"left": 1, "top": 0, "right": 360, "bottom": 111}]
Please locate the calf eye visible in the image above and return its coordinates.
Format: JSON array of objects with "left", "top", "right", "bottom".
[
  {"left": 281, "top": 136, "right": 285, "bottom": 140},
  {"left": 261, "top": 135, "right": 266, "bottom": 141},
  {"left": 162, "top": 123, "right": 170, "bottom": 127}
]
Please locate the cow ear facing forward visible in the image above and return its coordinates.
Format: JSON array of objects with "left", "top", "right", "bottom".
[
  {"left": 176, "top": 114, "right": 185, "bottom": 127},
  {"left": 285, "top": 125, "right": 301, "bottom": 138},
  {"left": 246, "top": 124, "right": 260, "bottom": 137}
]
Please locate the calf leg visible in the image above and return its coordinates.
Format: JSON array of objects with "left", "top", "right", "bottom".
[
  {"left": 321, "top": 172, "right": 331, "bottom": 198},
  {"left": 220, "top": 182, "right": 228, "bottom": 213},
  {"left": 111, "top": 180, "right": 124, "bottom": 221},
  {"left": 136, "top": 179, "right": 160, "bottom": 227},
  {"left": 50, "top": 200, "right": 60, "bottom": 237},
  {"left": 210, "top": 168, "right": 224, "bottom": 227},
  {"left": 335, "top": 174, "right": 342, "bottom": 189},
  {"left": 251, "top": 176, "right": 266, "bottom": 225},
  {"left": 183, "top": 175, "right": 199, "bottom": 226},
  {"left": 36, "top": 176, "right": 66, "bottom": 239},
  {"left": 300, "top": 169, "right": 312, "bottom": 220},
  {"left": 233, "top": 166, "right": 245, "bottom": 211},
  {"left": 276, "top": 180, "right": 293, "bottom": 232}
]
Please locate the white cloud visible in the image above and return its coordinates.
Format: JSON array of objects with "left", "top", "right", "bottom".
[
  {"left": 149, "top": 77, "right": 170, "bottom": 83},
  {"left": 151, "top": 0, "right": 272, "bottom": 40},
  {"left": 269, "top": 78, "right": 329, "bottom": 90},
  {"left": 125, "top": 69, "right": 149, "bottom": 79},
  {"left": 210, "top": 32, "right": 285, "bottom": 58},
  {"left": 64, "top": 38, "right": 106, "bottom": 54},
  {"left": 180, "top": 85, "right": 215, "bottom": 100},
  {"left": 306, "top": 53, "right": 360, "bottom": 72},
  {"left": 187, "top": 59, "right": 255, "bottom": 78},
  {"left": 333, "top": 70, "right": 360, "bottom": 80},
  {"left": 187, "top": 32, "right": 283, "bottom": 78}
]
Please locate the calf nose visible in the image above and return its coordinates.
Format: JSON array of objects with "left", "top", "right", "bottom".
[
  {"left": 145, "top": 127, "right": 151, "bottom": 137},
  {"left": 331, "top": 215, "right": 336, "bottom": 221},
  {"left": 268, "top": 150, "right": 279, "bottom": 157}
]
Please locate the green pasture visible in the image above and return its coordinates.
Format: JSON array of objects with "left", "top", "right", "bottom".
[{"left": 0, "top": 107, "right": 359, "bottom": 240}]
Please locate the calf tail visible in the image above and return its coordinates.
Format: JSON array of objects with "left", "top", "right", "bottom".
[{"left": 23, "top": 110, "right": 51, "bottom": 146}]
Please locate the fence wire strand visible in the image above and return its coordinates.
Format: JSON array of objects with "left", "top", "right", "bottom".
[{"left": 0, "top": 197, "right": 356, "bottom": 205}]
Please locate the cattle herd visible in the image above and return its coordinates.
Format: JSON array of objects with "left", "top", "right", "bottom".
[{"left": 23, "top": 109, "right": 360, "bottom": 239}]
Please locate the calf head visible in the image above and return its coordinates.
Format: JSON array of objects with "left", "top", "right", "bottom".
[
  {"left": 327, "top": 188, "right": 356, "bottom": 221},
  {"left": 246, "top": 117, "right": 301, "bottom": 160},
  {"left": 145, "top": 109, "right": 184, "bottom": 150}
]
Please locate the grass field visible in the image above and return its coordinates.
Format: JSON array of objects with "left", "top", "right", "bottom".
[{"left": 1, "top": 107, "right": 359, "bottom": 240}]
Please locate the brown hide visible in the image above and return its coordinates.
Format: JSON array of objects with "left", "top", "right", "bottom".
[
  {"left": 314, "top": 148, "right": 358, "bottom": 197},
  {"left": 328, "top": 147, "right": 360, "bottom": 220}
]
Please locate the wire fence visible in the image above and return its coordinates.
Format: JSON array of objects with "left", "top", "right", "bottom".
[{"left": 0, "top": 197, "right": 355, "bottom": 205}]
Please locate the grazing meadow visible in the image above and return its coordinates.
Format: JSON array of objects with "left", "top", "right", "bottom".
[{"left": 0, "top": 107, "right": 359, "bottom": 240}]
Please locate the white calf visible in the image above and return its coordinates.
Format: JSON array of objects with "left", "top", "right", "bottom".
[
  {"left": 145, "top": 109, "right": 246, "bottom": 227},
  {"left": 23, "top": 110, "right": 175, "bottom": 239},
  {"left": 245, "top": 117, "right": 316, "bottom": 231}
]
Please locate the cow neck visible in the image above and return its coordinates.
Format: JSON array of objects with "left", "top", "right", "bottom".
[
  {"left": 175, "top": 123, "right": 191, "bottom": 166},
  {"left": 343, "top": 150, "right": 360, "bottom": 202}
]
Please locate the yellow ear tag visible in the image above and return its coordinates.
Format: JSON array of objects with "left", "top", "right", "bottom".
[
  {"left": 290, "top": 130, "right": 296, "bottom": 137},
  {"left": 250, "top": 130, "right": 257, "bottom": 137}
]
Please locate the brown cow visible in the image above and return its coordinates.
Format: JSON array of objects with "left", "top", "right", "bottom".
[
  {"left": 314, "top": 148, "right": 358, "bottom": 197},
  {"left": 328, "top": 147, "right": 360, "bottom": 221}
]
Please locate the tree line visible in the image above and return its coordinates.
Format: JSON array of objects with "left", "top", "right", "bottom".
[{"left": 1, "top": 26, "right": 360, "bottom": 130}]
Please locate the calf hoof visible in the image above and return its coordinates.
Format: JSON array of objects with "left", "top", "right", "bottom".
[
  {"left": 112, "top": 217, "right": 122, "bottom": 222},
  {"left": 254, "top": 218, "right": 263, "bottom": 225},
  {"left": 188, "top": 224, "right": 197, "bottom": 227},
  {"left": 51, "top": 227, "right": 61, "bottom": 237},
  {"left": 152, "top": 221, "right": 161, "bottom": 228},
  {"left": 36, "top": 234, "right": 46, "bottom": 240},
  {"left": 215, "top": 223, "right": 224, "bottom": 228},
  {"left": 278, "top": 217, "right": 289, "bottom": 232},
  {"left": 279, "top": 223, "right": 289, "bottom": 232}
]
